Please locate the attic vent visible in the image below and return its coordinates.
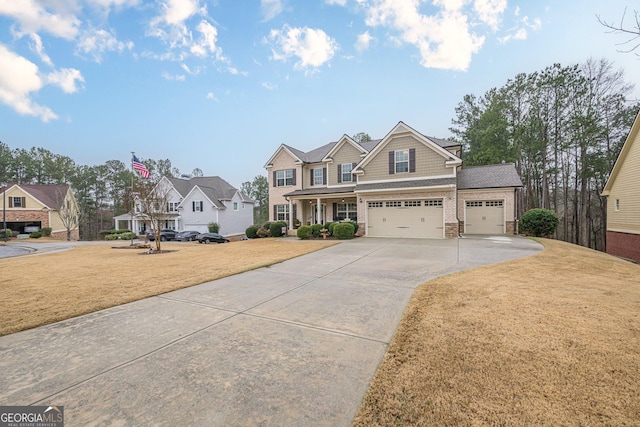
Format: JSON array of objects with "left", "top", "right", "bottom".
[{"left": 180, "top": 174, "right": 192, "bottom": 179}]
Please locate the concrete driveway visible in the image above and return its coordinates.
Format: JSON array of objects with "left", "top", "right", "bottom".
[{"left": 0, "top": 236, "right": 541, "bottom": 426}]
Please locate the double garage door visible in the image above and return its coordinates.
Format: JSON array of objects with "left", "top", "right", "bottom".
[
  {"left": 464, "top": 200, "right": 504, "bottom": 234},
  {"left": 367, "top": 199, "right": 443, "bottom": 238}
]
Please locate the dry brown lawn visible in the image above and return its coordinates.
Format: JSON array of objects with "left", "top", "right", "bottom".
[
  {"left": 0, "top": 239, "right": 336, "bottom": 336},
  {"left": 353, "top": 238, "right": 640, "bottom": 426}
]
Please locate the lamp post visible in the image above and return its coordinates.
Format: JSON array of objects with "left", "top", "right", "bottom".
[{"left": 2, "top": 183, "right": 6, "bottom": 242}]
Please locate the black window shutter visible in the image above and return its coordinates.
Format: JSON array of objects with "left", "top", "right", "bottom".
[
  {"left": 192, "top": 201, "right": 195, "bottom": 212},
  {"left": 291, "top": 169, "right": 296, "bottom": 185},
  {"left": 333, "top": 203, "right": 337, "bottom": 220},
  {"left": 310, "top": 169, "right": 314, "bottom": 185},
  {"left": 409, "top": 148, "right": 416, "bottom": 173},
  {"left": 273, "top": 205, "right": 277, "bottom": 221},
  {"left": 337, "top": 164, "right": 342, "bottom": 183},
  {"left": 199, "top": 201, "right": 203, "bottom": 211},
  {"left": 22, "top": 197, "right": 26, "bottom": 208},
  {"left": 293, "top": 204, "right": 297, "bottom": 220},
  {"left": 273, "top": 171, "right": 276, "bottom": 187},
  {"left": 323, "top": 168, "right": 327, "bottom": 185},
  {"left": 8, "top": 197, "right": 12, "bottom": 208},
  {"left": 388, "top": 151, "right": 395, "bottom": 174}
]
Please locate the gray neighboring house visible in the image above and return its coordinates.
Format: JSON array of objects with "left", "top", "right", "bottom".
[
  {"left": 114, "top": 176, "right": 254, "bottom": 237},
  {"left": 265, "top": 121, "right": 523, "bottom": 238}
]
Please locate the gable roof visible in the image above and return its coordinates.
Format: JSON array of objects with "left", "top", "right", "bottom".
[
  {"left": 602, "top": 109, "right": 640, "bottom": 196},
  {"left": 168, "top": 176, "right": 253, "bottom": 209},
  {"left": 322, "top": 135, "right": 368, "bottom": 161},
  {"left": 457, "top": 163, "right": 523, "bottom": 189},
  {"left": 12, "top": 184, "right": 70, "bottom": 209}
]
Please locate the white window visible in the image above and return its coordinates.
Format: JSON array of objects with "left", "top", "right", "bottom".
[
  {"left": 12, "top": 197, "right": 24, "bottom": 208},
  {"left": 425, "top": 200, "right": 443, "bottom": 207},
  {"left": 341, "top": 164, "right": 353, "bottom": 182},
  {"left": 386, "top": 201, "right": 402, "bottom": 207},
  {"left": 615, "top": 199, "right": 620, "bottom": 211},
  {"left": 276, "top": 169, "right": 294, "bottom": 187},
  {"left": 276, "top": 204, "right": 289, "bottom": 221},
  {"left": 336, "top": 203, "right": 357, "bottom": 221},
  {"left": 466, "top": 201, "right": 483, "bottom": 207},
  {"left": 395, "top": 150, "right": 409, "bottom": 173},
  {"left": 193, "top": 201, "right": 203, "bottom": 212},
  {"left": 233, "top": 202, "right": 238, "bottom": 211},
  {"left": 167, "top": 202, "right": 179, "bottom": 212},
  {"left": 368, "top": 201, "right": 383, "bottom": 208},
  {"left": 313, "top": 168, "right": 324, "bottom": 186},
  {"left": 486, "top": 201, "right": 503, "bottom": 207},
  {"left": 405, "top": 200, "right": 421, "bottom": 207}
]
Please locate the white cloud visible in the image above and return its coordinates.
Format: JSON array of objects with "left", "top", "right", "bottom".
[
  {"left": 76, "top": 27, "right": 134, "bottom": 63},
  {"left": 326, "top": 0, "right": 347, "bottom": 5},
  {"left": 206, "top": 91, "right": 218, "bottom": 101},
  {"left": 189, "top": 20, "right": 225, "bottom": 60},
  {"left": 227, "top": 67, "right": 248, "bottom": 76},
  {"left": 46, "top": 68, "right": 84, "bottom": 93},
  {"left": 161, "top": 71, "right": 186, "bottom": 81},
  {"left": 262, "top": 82, "right": 277, "bottom": 90},
  {"left": 362, "top": 0, "right": 485, "bottom": 71},
  {"left": 28, "top": 32, "right": 54, "bottom": 67},
  {"left": 0, "top": 44, "right": 57, "bottom": 122},
  {"left": 355, "top": 31, "right": 373, "bottom": 52},
  {"left": 0, "top": 0, "right": 80, "bottom": 39},
  {"left": 261, "top": 0, "right": 284, "bottom": 21},
  {"left": 499, "top": 10, "right": 542, "bottom": 44},
  {"left": 474, "top": 0, "right": 507, "bottom": 31},
  {"left": 158, "top": 0, "right": 201, "bottom": 26},
  {"left": 267, "top": 25, "right": 338, "bottom": 70}
]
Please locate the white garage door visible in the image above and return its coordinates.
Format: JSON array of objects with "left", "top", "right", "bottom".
[
  {"left": 465, "top": 200, "right": 504, "bottom": 234},
  {"left": 367, "top": 199, "right": 443, "bottom": 238}
]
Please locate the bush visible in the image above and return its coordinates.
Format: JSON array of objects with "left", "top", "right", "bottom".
[
  {"left": 297, "top": 225, "right": 311, "bottom": 240},
  {"left": 41, "top": 227, "right": 52, "bottom": 237},
  {"left": 104, "top": 234, "right": 119, "bottom": 241},
  {"left": 208, "top": 222, "right": 220, "bottom": 233},
  {"left": 349, "top": 221, "right": 359, "bottom": 234},
  {"left": 0, "top": 229, "right": 12, "bottom": 239},
  {"left": 29, "top": 231, "right": 43, "bottom": 239},
  {"left": 119, "top": 232, "right": 137, "bottom": 240},
  {"left": 324, "top": 222, "right": 334, "bottom": 235},
  {"left": 256, "top": 226, "right": 270, "bottom": 238},
  {"left": 333, "top": 222, "right": 355, "bottom": 240},
  {"left": 269, "top": 221, "right": 288, "bottom": 237},
  {"left": 311, "top": 223, "right": 324, "bottom": 238},
  {"left": 520, "top": 208, "right": 559, "bottom": 237},
  {"left": 327, "top": 222, "right": 337, "bottom": 235},
  {"left": 245, "top": 225, "right": 259, "bottom": 239},
  {"left": 262, "top": 221, "right": 272, "bottom": 230}
]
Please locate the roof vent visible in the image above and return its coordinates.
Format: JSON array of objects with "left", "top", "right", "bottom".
[{"left": 180, "top": 174, "right": 192, "bottom": 179}]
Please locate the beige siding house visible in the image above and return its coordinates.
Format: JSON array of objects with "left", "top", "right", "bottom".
[
  {"left": 1, "top": 184, "right": 79, "bottom": 240},
  {"left": 265, "top": 122, "right": 522, "bottom": 238},
  {"left": 602, "top": 109, "right": 640, "bottom": 263}
]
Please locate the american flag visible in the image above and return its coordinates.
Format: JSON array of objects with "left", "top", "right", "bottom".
[{"left": 132, "top": 155, "right": 150, "bottom": 178}]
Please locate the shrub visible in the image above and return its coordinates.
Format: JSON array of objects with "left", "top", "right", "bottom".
[
  {"left": 256, "top": 227, "right": 270, "bottom": 238},
  {"left": 0, "top": 229, "right": 12, "bottom": 239},
  {"left": 520, "top": 208, "right": 559, "bottom": 237},
  {"left": 297, "top": 225, "right": 311, "bottom": 240},
  {"left": 41, "top": 227, "right": 52, "bottom": 237},
  {"left": 293, "top": 218, "right": 301, "bottom": 229},
  {"left": 311, "top": 223, "right": 324, "bottom": 238},
  {"left": 262, "top": 221, "right": 272, "bottom": 230},
  {"left": 324, "top": 222, "right": 334, "bottom": 235},
  {"left": 119, "top": 232, "right": 137, "bottom": 240},
  {"left": 333, "top": 222, "right": 355, "bottom": 240},
  {"left": 327, "top": 222, "right": 337, "bottom": 235},
  {"left": 349, "top": 221, "right": 359, "bottom": 234},
  {"left": 269, "top": 221, "right": 288, "bottom": 237},
  {"left": 208, "top": 222, "right": 220, "bottom": 233},
  {"left": 245, "top": 225, "right": 259, "bottom": 239},
  {"left": 104, "top": 234, "right": 119, "bottom": 240},
  {"left": 29, "top": 231, "right": 43, "bottom": 239}
]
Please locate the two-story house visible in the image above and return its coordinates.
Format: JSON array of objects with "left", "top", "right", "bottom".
[
  {"left": 114, "top": 176, "right": 254, "bottom": 237},
  {"left": 265, "top": 122, "right": 522, "bottom": 238}
]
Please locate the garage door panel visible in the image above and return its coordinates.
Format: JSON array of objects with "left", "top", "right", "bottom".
[
  {"left": 465, "top": 200, "right": 504, "bottom": 234},
  {"left": 367, "top": 200, "right": 443, "bottom": 238}
]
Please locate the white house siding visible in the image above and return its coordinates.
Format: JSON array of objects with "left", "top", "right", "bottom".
[
  {"left": 217, "top": 193, "right": 254, "bottom": 236},
  {"left": 180, "top": 187, "right": 217, "bottom": 233}
]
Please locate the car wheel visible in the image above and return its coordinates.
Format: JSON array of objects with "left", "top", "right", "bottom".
[
  {"left": 204, "top": 239, "right": 210, "bottom": 244},
  {"left": 160, "top": 236, "right": 167, "bottom": 241}
]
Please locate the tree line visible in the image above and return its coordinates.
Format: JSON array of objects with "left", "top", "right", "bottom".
[{"left": 451, "top": 58, "right": 638, "bottom": 251}]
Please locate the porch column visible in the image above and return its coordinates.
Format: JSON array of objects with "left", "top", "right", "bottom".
[
  {"left": 316, "top": 197, "right": 321, "bottom": 224},
  {"left": 288, "top": 199, "right": 293, "bottom": 230}
]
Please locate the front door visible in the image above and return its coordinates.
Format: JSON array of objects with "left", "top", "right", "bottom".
[{"left": 312, "top": 204, "right": 326, "bottom": 224}]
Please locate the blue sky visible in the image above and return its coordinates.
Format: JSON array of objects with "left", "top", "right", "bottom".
[{"left": 1, "top": 0, "right": 639, "bottom": 188}]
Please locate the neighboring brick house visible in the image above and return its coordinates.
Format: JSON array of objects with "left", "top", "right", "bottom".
[
  {"left": 265, "top": 122, "right": 522, "bottom": 238},
  {"left": 1, "top": 183, "right": 80, "bottom": 240},
  {"left": 602, "top": 109, "right": 640, "bottom": 263},
  {"left": 114, "top": 176, "right": 254, "bottom": 237}
]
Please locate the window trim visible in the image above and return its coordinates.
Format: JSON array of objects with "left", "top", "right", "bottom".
[
  {"left": 336, "top": 202, "right": 357, "bottom": 221},
  {"left": 395, "top": 149, "right": 409, "bottom": 173},
  {"left": 341, "top": 163, "right": 353, "bottom": 183},
  {"left": 312, "top": 168, "right": 324, "bottom": 186},
  {"left": 615, "top": 199, "right": 620, "bottom": 211},
  {"left": 276, "top": 169, "right": 294, "bottom": 187},
  {"left": 276, "top": 204, "right": 289, "bottom": 221},
  {"left": 193, "top": 200, "right": 204, "bottom": 212}
]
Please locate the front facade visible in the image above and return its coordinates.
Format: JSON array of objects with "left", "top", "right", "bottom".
[
  {"left": 1, "top": 184, "right": 80, "bottom": 240},
  {"left": 602, "top": 109, "right": 640, "bottom": 263},
  {"left": 114, "top": 176, "right": 254, "bottom": 237},
  {"left": 265, "top": 122, "right": 522, "bottom": 238}
]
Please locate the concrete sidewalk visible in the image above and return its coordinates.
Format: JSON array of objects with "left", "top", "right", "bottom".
[{"left": 0, "top": 236, "right": 542, "bottom": 426}]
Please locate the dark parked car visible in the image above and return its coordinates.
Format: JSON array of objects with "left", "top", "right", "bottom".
[
  {"left": 175, "top": 230, "right": 200, "bottom": 241},
  {"left": 196, "top": 232, "right": 229, "bottom": 244},
  {"left": 146, "top": 228, "right": 176, "bottom": 241}
]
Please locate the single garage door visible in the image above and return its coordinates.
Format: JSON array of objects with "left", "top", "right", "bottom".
[
  {"left": 465, "top": 200, "right": 504, "bottom": 234},
  {"left": 367, "top": 199, "right": 443, "bottom": 238}
]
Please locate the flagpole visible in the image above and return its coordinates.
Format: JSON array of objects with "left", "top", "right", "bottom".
[{"left": 131, "top": 151, "right": 135, "bottom": 245}]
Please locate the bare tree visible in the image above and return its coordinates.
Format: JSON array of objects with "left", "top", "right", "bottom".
[
  {"left": 598, "top": 8, "right": 640, "bottom": 55},
  {"left": 135, "top": 177, "right": 173, "bottom": 252},
  {"left": 58, "top": 189, "right": 80, "bottom": 241}
]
